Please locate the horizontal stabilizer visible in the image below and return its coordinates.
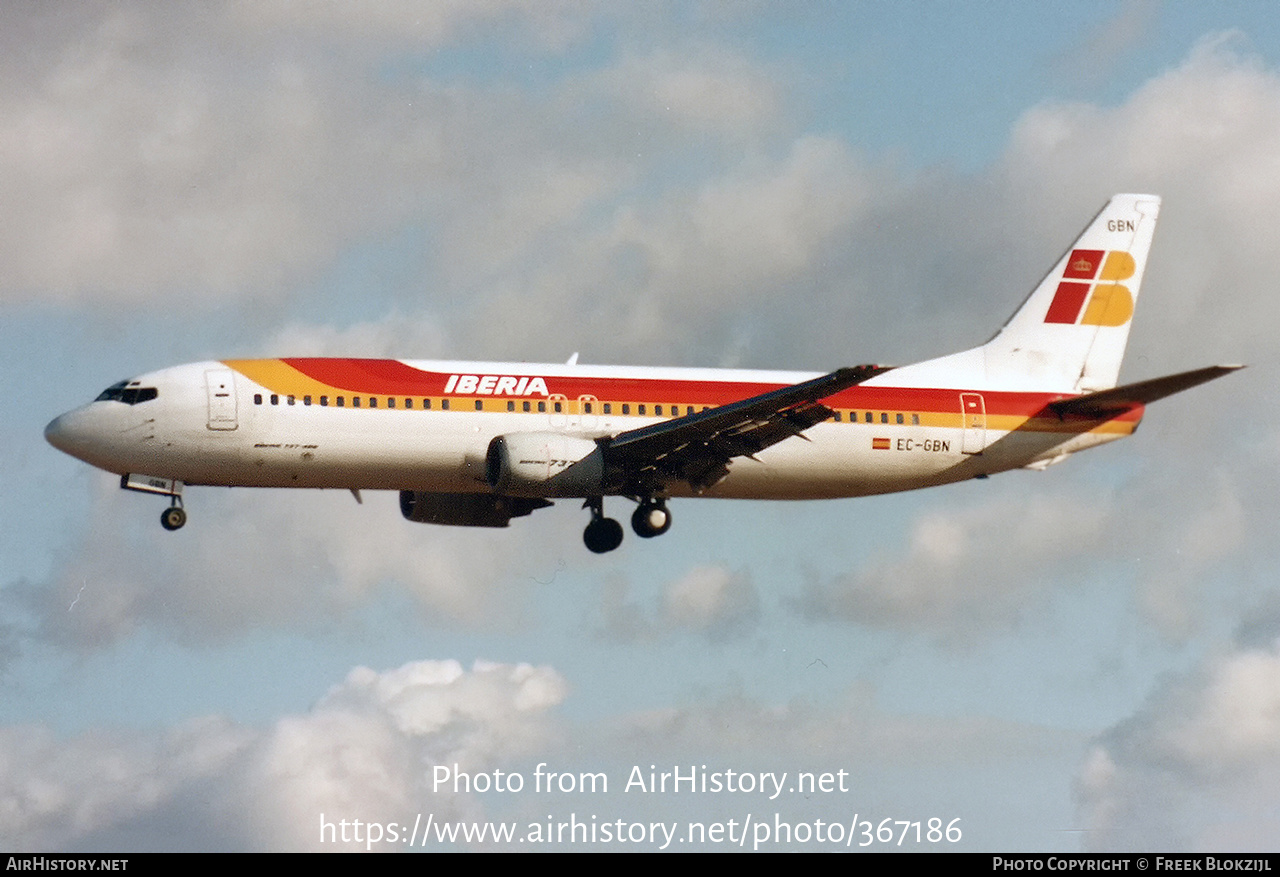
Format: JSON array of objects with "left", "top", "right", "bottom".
[{"left": 1049, "top": 365, "right": 1243, "bottom": 416}]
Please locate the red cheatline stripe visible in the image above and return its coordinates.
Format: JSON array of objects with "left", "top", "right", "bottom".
[
  {"left": 282, "top": 358, "right": 442, "bottom": 394},
  {"left": 235, "top": 360, "right": 1143, "bottom": 424}
]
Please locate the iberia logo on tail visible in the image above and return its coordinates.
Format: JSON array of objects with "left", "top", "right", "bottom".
[{"left": 1044, "top": 249, "right": 1135, "bottom": 327}]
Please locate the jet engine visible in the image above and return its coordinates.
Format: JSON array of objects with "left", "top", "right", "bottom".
[
  {"left": 399, "top": 490, "right": 550, "bottom": 527},
  {"left": 485, "top": 432, "right": 605, "bottom": 497}
]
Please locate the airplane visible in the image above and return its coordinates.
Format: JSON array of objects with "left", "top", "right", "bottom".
[{"left": 45, "top": 193, "right": 1240, "bottom": 553}]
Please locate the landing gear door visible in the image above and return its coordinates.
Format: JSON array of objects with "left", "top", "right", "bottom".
[
  {"left": 960, "top": 392, "right": 986, "bottom": 454},
  {"left": 205, "top": 368, "right": 238, "bottom": 431}
]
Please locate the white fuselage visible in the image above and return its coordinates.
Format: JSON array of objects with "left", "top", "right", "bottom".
[{"left": 45, "top": 358, "right": 1134, "bottom": 502}]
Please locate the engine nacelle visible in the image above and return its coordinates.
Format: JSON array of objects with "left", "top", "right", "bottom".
[
  {"left": 399, "top": 490, "right": 550, "bottom": 528},
  {"left": 485, "top": 432, "right": 605, "bottom": 497}
]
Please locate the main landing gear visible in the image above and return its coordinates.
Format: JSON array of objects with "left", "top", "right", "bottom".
[
  {"left": 582, "top": 497, "right": 672, "bottom": 553},
  {"left": 631, "top": 499, "right": 672, "bottom": 538},
  {"left": 582, "top": 497, "right": 623, "bottom": 553}
]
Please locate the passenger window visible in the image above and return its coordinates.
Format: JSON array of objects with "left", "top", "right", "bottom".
[
  {"left": 864, "top": 412, "right": 872, "bottom": 423},
  {"left": 554, "top": 401, "right": 562, "bottom": 413},
  {"left": 911, "top": 414, "right": 919, "bottom": 425},
  {"left": 320, "top": 396, "right": 328, "bottom": 406},
  {"left": 270, "top": 394, "right": 279, "bottom": 405},
  {"left": 638, "top": 404, "right": 646, "bottom": 415},
  {"left": 880, "top": 413, "right": 888, "bottom": 424},
  {"left": 423, "top": 399, "right": 431, "bottom": 409},
  {"left": 475, "top": 400, "right": 483, "bottom": 411},
  {"left": 336, "top": 397, "right": 345, "bottom": 407},
  {"left": 536, "top": 401, "right": 545, "bottom": 412},
  {"left": 655, "top": 405, "right": 663, "bottom": 415},
  {"left": 387, "top": 397, "right": 395, "bottom": 409},
  {"left": 405, "top": 398, "right": 413, "bottom": 409},
  {"left": 603, "top": 403, "right": 611, "bottom": 414},
  {"left": 369, "top": 397, "right": 377, "bottom": 408},
  {"left": 522, "top": 401, "right": 530, "bottom": 412},
  {"left": 507, "top": 400, "right": 515, "bottom": 412},
  {"left": 254, "top": 394, "right": 262, "bottom": 405},
  {"left": 353, "top": 397, "right": 360, "bottom": 408},
  {"left": 303, "top": 395, "right": 311, "bottom": 406},
  {"left": 287, "top": 395, "right": 295, "bottom": 406},
  {"left": 622, "top": 404, "right": 630, "bottom": 415},
  {"left": 896, "top": 413, "right": 904, "bottom": 424},
  {"left": 583, "top": 402, "right": 593, "bottom": 414},
  {"left": 833, "top": 412, "right": 841, "bottom": 422},
  {"left": 441, "top": 399, "right": 449, "bottom": 410}
]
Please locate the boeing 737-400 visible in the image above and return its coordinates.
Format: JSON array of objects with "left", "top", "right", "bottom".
[{"left": 45, "top": 194, "right": 1239, "bottom": 552}]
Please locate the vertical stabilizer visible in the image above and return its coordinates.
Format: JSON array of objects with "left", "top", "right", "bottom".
[{"left": 982, "top": 194, "right": 1160, "bottom": 393}]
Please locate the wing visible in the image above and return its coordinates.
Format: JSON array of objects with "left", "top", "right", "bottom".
[{"left": 599, "top": 364, "right": 889, "bottom": 495}]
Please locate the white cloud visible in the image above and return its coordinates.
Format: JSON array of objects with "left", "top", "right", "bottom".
[
  {"left": 679, "top": 136, "right": 871, "bottom": 288},
  {"left": 781, "top": 33, "right": 1280, "bottom": 648},
  {"left": 798, "top": 490, "right": 1112, "bottom": 643},
  {"left": 2, "top": 656, "right": 1078, "bottom": 851},
  {"left": 797, "top": 465, "right": 1255, "bottom": 645},
  {"left": 612, "top": 686, "right": 1059, "bottom": 765},
  {"left": 662, "top": 565, "right": 758, "bottom": 636},
  {"left": 591, "top": 47, "right": 783, "bottom": 135},
  {"left": 458, "top": 134, "right": 873, "bottom": 364},
  {"left": 11, "top": 7, "right": 1280, "bottom": 857},
  {"left": 1002, "top": 32, "right": 1280, "bottom": 362},
  {"left": 0, "top": 659, "right": 567, "bottom": 851},
  {"left": 16, "top": 473, "right": 551, "bottom": 650},
  {"left": 0, "top": 4, "right": 581, "bottom": 306},
  {"left": 1050, "top": 0, "right": 1159, "bottom": 89},
  {"left": 1076, "top": 641, "right": 1280, "bottom": 851},
  {"left": 1132, "top": 475, "right": 1248, "bottom": 639},
  {"left": 597, "top": 564, "right": 759, "bottom": 642},
  {"left": 20, "top": 18, "right": 1279, "bottom": 659},
  {"left": 261, "top": 315, "right": 452, "bottom": 360},
  {"left": 229, "top": 0, "right": 596, "bottom": 52}
]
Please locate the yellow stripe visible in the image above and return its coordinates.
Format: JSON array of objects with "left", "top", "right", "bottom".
[{"left": 223, "top": 360, "right": 339, "bottom": 398}]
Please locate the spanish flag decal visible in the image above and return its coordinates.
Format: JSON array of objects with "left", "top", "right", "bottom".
[{"left": 872, "top": 437, "right": 891, "bottom": 450}]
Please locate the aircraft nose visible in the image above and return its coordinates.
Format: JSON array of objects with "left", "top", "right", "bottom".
[
  {"left": 45, "top": 412, "right": 73, "bottom": 451},
  {"left": 45, "top": 409, "right": 95, "bottom": 458}
]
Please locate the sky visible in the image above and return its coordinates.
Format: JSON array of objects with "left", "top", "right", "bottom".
[{"left": 3, "top": 0, "right": 1280, "bottom": 852}]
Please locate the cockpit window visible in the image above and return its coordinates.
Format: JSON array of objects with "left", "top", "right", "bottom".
[{"left": 95, "top": 380, "right": 159, "bottom": 405}]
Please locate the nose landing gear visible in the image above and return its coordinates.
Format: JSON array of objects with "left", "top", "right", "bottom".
[
  {"left": 160, "top": 500, "right": 187, "bottom": 531},
  {"left": 119, "top": 474, "right": 187, "bottom": 531}
]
